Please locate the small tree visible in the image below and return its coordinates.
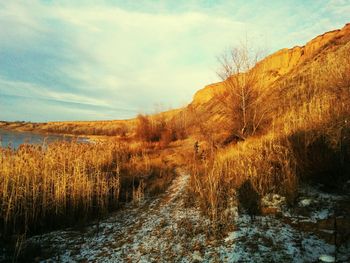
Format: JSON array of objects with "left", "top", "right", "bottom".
[
  {"left": 217, "top": 43, "right": 267, "bottom": 139},
  {"left": 135, "top": 114, "right": 168, "bottom": 142}
]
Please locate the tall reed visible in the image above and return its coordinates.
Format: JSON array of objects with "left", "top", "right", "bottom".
[{"left": 0, "top": 140, "right": 165, "bottom": 239}]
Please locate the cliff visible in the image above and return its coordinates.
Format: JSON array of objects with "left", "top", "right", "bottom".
[{"left": 191, "top": 23, "right": 350, "bottom": 106}]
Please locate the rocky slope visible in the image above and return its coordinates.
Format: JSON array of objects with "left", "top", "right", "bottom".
[{"left": 191, "top": 23, "right": 350, "bottom": 107}]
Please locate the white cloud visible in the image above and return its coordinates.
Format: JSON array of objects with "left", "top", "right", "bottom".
[
  {"left": 327, "top": 0, "right": 350, "bottom": 16},
  {"left": 44, "top": 4, "right": 248, "bottom": 111},
  {"left": 0, "top": 77, "right": 110, "bottom": 107}
]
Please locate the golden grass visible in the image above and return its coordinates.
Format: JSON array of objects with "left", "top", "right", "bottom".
[
  {"left": 189, "top": 135, "right": 298, "bottom": 223},
  {"left": 0, "top": 139, "right": 174, "bottom": 239},
  {"left": 187, "top": 42, "right": 350, "bottom": 226}
]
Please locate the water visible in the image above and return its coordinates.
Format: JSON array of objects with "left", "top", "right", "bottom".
[{"left": 0, "top": 128, "right": 88, "bottom": 149}]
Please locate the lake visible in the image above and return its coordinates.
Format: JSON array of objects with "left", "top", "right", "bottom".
[{"left": 0, "top": 128, "right": 88, "bottom": 149}]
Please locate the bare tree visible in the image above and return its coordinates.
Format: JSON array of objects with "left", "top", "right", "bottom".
[{"left": 216, "top": 42, "right": 268, "bottom": 139}]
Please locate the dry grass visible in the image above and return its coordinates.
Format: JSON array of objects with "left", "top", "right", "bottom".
[
  {"left": 189, "top": 136, "right": 298, "bottom": 223},
  {"left": 0, "top": 140, "right": 175, "bottom": 241},
  {"left": 187, "top": 42, "right": 350, "bottom": 227}
]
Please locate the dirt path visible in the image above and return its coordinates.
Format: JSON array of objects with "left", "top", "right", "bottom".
[
  {"left": 26, "top": 171, "right": 349, "bottom": 263},
  {"left": 28, "top": 171, "right": 211, "bottom": 262}
]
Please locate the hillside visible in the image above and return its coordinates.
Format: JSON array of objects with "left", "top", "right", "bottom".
[
  {"left": 192, "top": 23, "right": 350, "bottom": 105},
  {"left": 186, "top": 19, "right": 350, "bottom": 247},
  {"left": 187, "top": 23, "right": 350, "bottom": 138}
]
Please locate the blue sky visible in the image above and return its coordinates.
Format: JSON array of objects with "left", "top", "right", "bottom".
[{"left": 0, "top": 0, "right": 349, "bottom": 122}]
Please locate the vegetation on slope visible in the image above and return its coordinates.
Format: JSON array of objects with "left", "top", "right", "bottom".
[{"left": 186, "top": 25, "right": 350, "bottom": 229}]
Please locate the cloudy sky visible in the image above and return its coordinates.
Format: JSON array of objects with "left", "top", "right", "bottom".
[{"left": 0, "top": 0, "right": 349, "bottom": 121}]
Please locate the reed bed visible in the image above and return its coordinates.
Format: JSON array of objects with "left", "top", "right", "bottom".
[{"left": 0, "top": 140, "right": 172, "bottom": 240}]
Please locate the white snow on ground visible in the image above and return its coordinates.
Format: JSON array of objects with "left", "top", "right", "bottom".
[
  {"left": 319, "top": 254, "right": 335, "bottom": 262},
  {"left": 25, "top": 172, "right": 350, "bottom": 263},
  {"left": 299, "top": 198, "right": 313, "bottom": 207},
  {"left": 29, "top": 172, "right": 211, "bottom": 262},
  {"left": 261, "top": 194, "right": 286, "bottom": 209},
  {"left": 218, "top": 214, "right": 336, "bottom": 263}
]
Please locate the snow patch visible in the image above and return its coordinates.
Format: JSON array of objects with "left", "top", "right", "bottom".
[
  {"left": 299, "top": 198, "right": 312, "bottom": 207},
  {"left": 319, "top": 254, "right": 335, "bottom": 262},
  {"left": 261, "top": 193, "right": 286, "bottom": 208},
  {"left": 16, "top": 173, "right": 349, "bottom": 263}
]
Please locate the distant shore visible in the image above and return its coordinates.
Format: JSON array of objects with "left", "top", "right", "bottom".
[
  {"left": 0, "top": 120, "right": 130, "bottom": 141},
  {"left": 0, "top": 122, "right": 108, "bottom": 143}
]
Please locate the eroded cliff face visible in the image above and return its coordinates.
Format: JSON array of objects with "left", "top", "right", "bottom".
[{"left": 191, "top": 23, "right": 350, "bottom": 106}]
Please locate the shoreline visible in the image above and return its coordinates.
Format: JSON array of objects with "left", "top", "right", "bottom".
[
  {"left": 0, "top": 126, "right": 110, "bottom": 145},
  {"left": 0, "top": 122, "right": 111, "bottom": 143}
]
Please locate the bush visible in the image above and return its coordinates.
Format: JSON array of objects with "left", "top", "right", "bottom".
[
  {"left": 135, "top": 113, "right": 186, "bottom": 144},
  {"left": 288, "top": 124, "right": 350, "bottom": 189},
  {"left": 237, "top": 180, "right": 260, "bottom": 218}
]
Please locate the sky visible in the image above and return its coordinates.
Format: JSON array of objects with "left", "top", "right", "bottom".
[{"left": 0, "top": 0, "right": 349, "bottom": 122}]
